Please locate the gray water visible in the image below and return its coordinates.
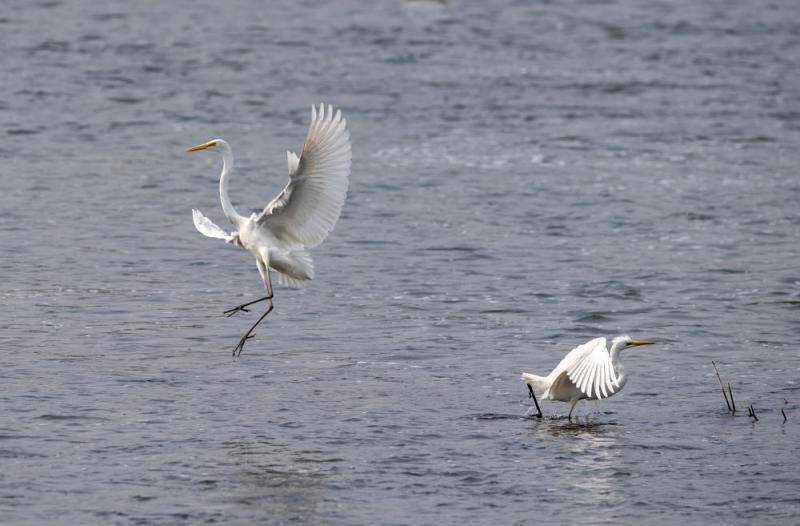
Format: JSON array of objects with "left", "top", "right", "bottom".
[{"left": 2, "top": 0, "right": 799, "bottom": 524}]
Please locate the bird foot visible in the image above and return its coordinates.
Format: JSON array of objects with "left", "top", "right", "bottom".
[
  {"left": 232, "top": 333, "right": 255, "bottom": 357},
  {"left": 224, "top": 304, "right": 251, "bottom": 317},
  {"left": 224, "top": 296, "right": 271, "bottom": 317}
]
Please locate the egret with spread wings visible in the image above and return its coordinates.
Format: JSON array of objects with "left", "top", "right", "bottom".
[
  {"left": 522, "top": 335, "right": 654, "bottom": 420},
  {"left": 186, "top": 104, "right": 351, "bottom": 356}
]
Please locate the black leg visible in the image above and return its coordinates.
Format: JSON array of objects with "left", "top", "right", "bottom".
[
  {"left": 224, "top": 296, "right": 270, "bottom": 317},
  {"left": 568, "top": 400, "right": 578, "bottom": 422},
  {"left": 527, "top": 384, "right": 543, "bottom": 419},
  {"left": 232, "top": 257, "right": 275, "bottom": 357},
  {"left": 233, "top": 300, "right": 273, "bottom": 357}
]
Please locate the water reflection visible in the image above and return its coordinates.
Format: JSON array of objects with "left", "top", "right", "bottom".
[
  {"left": 531, "top": 418, "right": 625, "bottom": 508},
  {"left": 226, "top": 441, "right": 335, "bottom": 520}
]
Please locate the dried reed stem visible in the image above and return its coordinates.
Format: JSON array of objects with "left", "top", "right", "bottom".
[{"left": 711, "top": 361, "right": 732, "bottom": 412}]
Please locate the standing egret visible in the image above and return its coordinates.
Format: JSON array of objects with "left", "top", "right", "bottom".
[
  {"left": 522, "top": 335, "right": 655, "bottom": 420},
  {"left": 187, "top": 104, "right": 351, "bottom": 356}
]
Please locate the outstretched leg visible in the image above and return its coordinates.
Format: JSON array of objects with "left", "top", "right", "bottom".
[
  {"left": 224, "top": 296, "right": 269, "bottom": 317},
  {"left": 233, "top": 257, "right": 274, "bottom": 357}
]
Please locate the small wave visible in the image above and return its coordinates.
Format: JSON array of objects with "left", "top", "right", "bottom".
[
  {"left": 0, "top": 448, "right": 48, "bottom": 459},
  {"left": 36, "top": 414, "right": 108, "bottom": 421},
  {"left": 573, "top": 312, "right": 613, "bottom": 323},
  {"left": 481, "top": 308, "right": 530, "bottom": 314},
  {"left": 7, "top": 128, "right": 43, "bottom": 135}
]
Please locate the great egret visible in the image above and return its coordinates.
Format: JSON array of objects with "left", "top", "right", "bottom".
[
  {"left": 187, "top": 104, "right": 351, "bottom": 356},
  {"left": 522, "top": 335, "right": 655, "bottom": 419}
]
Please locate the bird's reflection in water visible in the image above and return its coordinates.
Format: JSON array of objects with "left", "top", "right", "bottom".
[
  {"left": 225, "top": 440, "right": 335, "bottom": 521},
  {"left": 530, "top": 416, "right": 626, "bottom": 509}
]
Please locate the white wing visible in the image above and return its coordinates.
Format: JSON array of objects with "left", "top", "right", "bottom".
[
  {"left": 192, "top": 209, "right": 235, "bottom": 242},
  {"left": 257, "top": 103, "right": 351, "bottom": 248},
  {"left": 562, "top": 337, "right": 620, "bottom": 400}
]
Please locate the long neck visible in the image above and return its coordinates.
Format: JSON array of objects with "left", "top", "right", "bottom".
[
  {"left": 218, "top": 142, "right": 245, "bottom": 228},
  {"left": 609, "top": 340, "right": 627, "bottom": 384}
]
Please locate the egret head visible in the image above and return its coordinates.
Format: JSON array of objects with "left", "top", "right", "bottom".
[
  {"left": 185, "top": 139, "right": 225, "bottom": 153},
  {"left": 612, "top": 334, "right": 655, "bottom": 350}
]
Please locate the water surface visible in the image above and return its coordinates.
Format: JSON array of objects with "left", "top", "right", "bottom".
[{"left": 1, "top": 0, "right": 799, "bottom": 524}]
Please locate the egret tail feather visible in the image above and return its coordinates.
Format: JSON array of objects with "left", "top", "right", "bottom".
[
  {"left": 521, "top": 373, "right": 550, "bottom": 399},
  {"left": 277, "top": 273, "right": 305, "bottom": 288},
  {"left": 276, "top": 248, "right": 314, "bottom": 288}
]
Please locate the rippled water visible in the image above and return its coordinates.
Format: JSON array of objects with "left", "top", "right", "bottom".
[{"left": 2, "top": 0, "right": 799, "bottom": 524}]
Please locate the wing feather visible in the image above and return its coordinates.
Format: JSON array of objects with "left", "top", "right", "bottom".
[
  {"left": 549, "top": 338, "right": 605, "bottom": 380},
  {"left": 192, "top": 209, "right": 235, "bottom": 242},
  {"left": 606, "top": 359, "right": 617, "bottom": 394},
  {"left": 599, "top": 360, "right": 608, "bottom": 399},
  {"left": 574, "top": 359, "right": 591, "bottom": 392},
  {"left": 600, "top": 360, "right": 613, "bottom": 398},
  {"left": 594, "top": 362, "right": 604, "bottom": 398},
  {"left": 585, "top": 362, "right": 597, "bottom": 399},
  {"left": 258, "top": 103, "right": 351, "bottom": 248},
  {"left": 565, "top": 338, "right": 616, "bottom": 400}
]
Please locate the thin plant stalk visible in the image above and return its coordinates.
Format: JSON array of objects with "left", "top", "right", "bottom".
[{"left": 711, "top": 361, "right": 732, "bottom": 412}]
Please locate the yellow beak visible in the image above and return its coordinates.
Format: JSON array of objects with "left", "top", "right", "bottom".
[
  {"left": 629, "top": 339, "right": 655, "bottom": 347},
  {"left": 185, "top": 140, "right": 216, "bottom": 152}
]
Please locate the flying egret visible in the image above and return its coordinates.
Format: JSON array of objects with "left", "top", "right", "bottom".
[
  {"left": 186, "top": 103, "right": 351, "bottom": 356},
  {"left": 522, "top": 335, "right": 655, "bottom": 420}
]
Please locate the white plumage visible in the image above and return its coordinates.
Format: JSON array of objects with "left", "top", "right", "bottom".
[
  {"left": 259, "top": 104, "right": 351, "bottom": 248},
  {"left": 522, "top": 335, "right": 654, "bottom": 419},
  {"left": 187, "top": 103, "right": 352, "bottom": 356},
  {"left": 192, "top": 209, "right": 235, "bottom": 242}
]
